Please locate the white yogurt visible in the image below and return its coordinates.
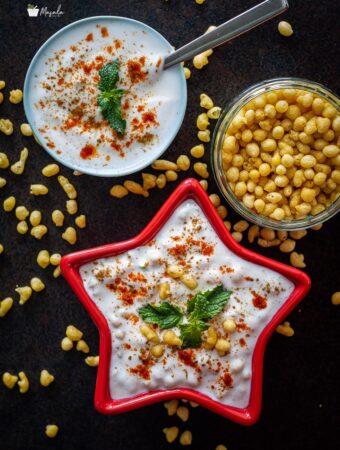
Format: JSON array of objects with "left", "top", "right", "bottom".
[
  {"left": 80, "top": 200, "right": 294, "bottom": 408},
  {"left": 25, "top": 18, "right": 185, "bottom": 176}
]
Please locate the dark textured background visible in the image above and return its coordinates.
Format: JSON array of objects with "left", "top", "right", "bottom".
[{"left": 0, "top": 1, "right": 339, "bottom": 449}]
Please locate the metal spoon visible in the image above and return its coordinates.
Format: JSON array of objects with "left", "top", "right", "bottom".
[{"left": 164, "top": 0, "right": 289, "bottom": 70}]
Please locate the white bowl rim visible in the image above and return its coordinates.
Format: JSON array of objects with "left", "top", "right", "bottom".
[{"left": 23, "top": 15, "right": 187, "bottom": 177}]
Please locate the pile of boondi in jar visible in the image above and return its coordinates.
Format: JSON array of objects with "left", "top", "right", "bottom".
[{"left": 221, "top": 88, "right": 340, "bottom": 221}]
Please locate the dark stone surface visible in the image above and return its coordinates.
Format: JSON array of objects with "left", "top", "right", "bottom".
[{"left": 0, "top": 0, "right": 339, "bottom": 449}]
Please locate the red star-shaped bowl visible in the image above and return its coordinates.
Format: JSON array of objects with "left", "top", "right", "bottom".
[{"left": 61, "top": 178, "right": 310, "bottom": 425}]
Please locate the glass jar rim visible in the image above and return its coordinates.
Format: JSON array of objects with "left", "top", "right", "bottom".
[{"left": 211, "top": 77, "right": 340, "bottom": 231}]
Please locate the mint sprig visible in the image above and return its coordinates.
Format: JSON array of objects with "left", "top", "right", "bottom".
[
  {"left": 97, "top": 59, "right": 126, "bottom": 134},
  {"left": 138, "top": 302, "right": 183, "bottom": 330},
  {"left": 187, "top": 285, "right": 231, "bottom": 320},
  {"left": 138, "top": 285, "right": 232, "bottom": 349}
]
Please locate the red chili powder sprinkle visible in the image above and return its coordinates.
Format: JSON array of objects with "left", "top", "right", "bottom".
[
  {"left": 85, "top": 33, "right": 93, "bottom": 42},
  {"left": 123, "top": 343, "right": 131, "bottom": 350},
  {"left": 64, "top": 117, "right": 79, "bottom": 129},
  {"left": 129, "top": 360, "right": 154, "bottom": 380},
  {"left": 222, "top": 371, "right": 233, "bottom": 387},
  {"left": 201, "top": 242, "right": 214, "bottom": 256},
  {"left": 156, "top": 57, "right": 162, "bottom": 69},
  {"left": 106, "top": 45, "right": 113, "bottom": 54},
  {"left": 236, "top": 322, "right": 251, "bottom": 332},
  {"left": 80, "top": 144, "right": 97, "bottom": 160},
  {"left": 168, "top": 244, "right": 188, "bottom": 257},
  {"left": 106, "top": 277, "right": 148, "bottom": 305},
  {"left": 137, "top": 105, "right": 145, "bottom": 112},
  {"left": 142, "top": 111, "right": 157, "bottom": 125},
  {"left": 178, "top": 259, "right": 189, "bottom": 267},
  {"left": 124, "top": 313, "right": 139, "bottom": 325},
  {"left": 114, "top": 39, "right": 122, "bottom": 49},
  {"left": 219, "top": 265, "right": 234, "bottom": 274},
  {"left": 127, "top": 272, "right": 147, "bottom": 283},
  {"left": 101, "top": 27, "right": 109, "bottom": 38},
  {"left": 187, "top": 238, "right": 214, "bottom": 256},
  {"left": 57, "top": 78, "right": 64, "bottom": 86},
  {"left": 123, "top": 99, "right": 130, "bottom": 110},
  {"left": 127, "top": 59, "right": 148, "bottom": 84},
  {"left": 145, "top": 239, "right": 156, "bottom": 247},
  {"left": 82, "top": 63, "right": 93, "bottom": 75},
  {"left": 239, "top": 338, "right": 246, "bottom": 347},
  {"left": 110, "top": 142, "right": 123, "bottom": 153},
  {"left": 251, "top": 290, "right": 267, "bottom": 309},
  {"left": 244, "top": 276, "right": 254, "bottom": 282},
  {"left": 178, "top": 350, "right": 201, "bottom": 373}
]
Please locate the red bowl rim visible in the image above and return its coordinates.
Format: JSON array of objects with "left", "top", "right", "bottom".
[{"left": 61, "top": 178, "right": 311, "bottom": 425}]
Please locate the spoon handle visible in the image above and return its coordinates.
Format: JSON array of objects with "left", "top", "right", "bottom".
[{"left": 163, "top": 0, "right": 288, "bottom": 70}]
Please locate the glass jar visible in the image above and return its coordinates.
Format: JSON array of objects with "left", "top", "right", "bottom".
[{"left": 211, "top": 77, "right": 340, "bottom": 230}]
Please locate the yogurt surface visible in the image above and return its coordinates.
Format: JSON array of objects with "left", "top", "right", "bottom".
[
  {"left": 25, "top": 17, "right": 185, "bottom": 175},
  {"left": 80, "top": 200, "right": 294, "bottom": 408}
]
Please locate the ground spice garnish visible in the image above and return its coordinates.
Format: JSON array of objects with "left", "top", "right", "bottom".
[
  {"left": 80, "top": 144, "right": 98, "bottom": 159},
  {"left": 63, "top": 117, "right": 80, "bottom": 130},
  {"left": 219, "top": 265, "right": 234, "bottom": 274},
  {"left": 178, "top": 350, "right": 201, "bottom": 373},
  {"left": 85, "top": 33, "right": 93, "bottom": 42},
  {"left": 187, "top": 238, "right": 214, "bottom": 256},
  {"left": 168, "top": 244, "right": 188, "bottom": 257},
  {"left": 239, "top": 338, "right": 246, "bottom": 347},
  {"left": 127, "top": 272, "right": 147, "bottom": 283},
  {"left": 127, "top": 59, "right": 148, "bottom": 84},
  {"left": 236, "top": 322, "right": 251, "bottom": 332},
  {"left": 101, "top": 27, "right": 109, "bottom": 38},
  {"left": 129, "top": 360, "right": 154, "bottom": 380},
  {"left": 123, "top": 99, "right": 130, "bottom": 110},
  {"left": 94, "top": 267, "right": 112, "bottom": 282},
  {"left": 106, "top": 277, "right": 148, "bottom": 305},
  {"left": 251, "top": 290, "right": 267, "bottom": 309},
  {"left": 114, "top": 39, "right": 122, "bottom": 49},
  {"left": 124, "top": 313, "right": 139, "bottom": 325},
  {"left": 156, "top": 57, "right": 162, "bottom": 69},
  {"left": 221, "top": 370, "right": 233, "bottom": 388}
]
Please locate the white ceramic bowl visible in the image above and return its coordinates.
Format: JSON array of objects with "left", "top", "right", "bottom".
[{"left": 24, "top": 16, "right": 187, "bottom": 177}]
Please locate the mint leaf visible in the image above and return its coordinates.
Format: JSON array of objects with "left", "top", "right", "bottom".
[
  {"left": 179, "top": 320, "right": 209, "bottom": 349},
  {"left": 188, "top": 285, "right": 231, "bottom": 321},
  {"left": 187, "top": 285, "right": 224, "bottom": 313},
  {"left": 98, "top": 89, "right": 126, "bottom": 134},
  {"left": 138, "top": 302, "right": 183, "bottom": 330},
  {"left": 187, "top": 292, "right": 206, "bottom": 314},
  {"left": 97, "top": 60, "right": 126, "bottom": 134},
  {"left": 98, "top": 60, "right": 120, "bottom": 91}
]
